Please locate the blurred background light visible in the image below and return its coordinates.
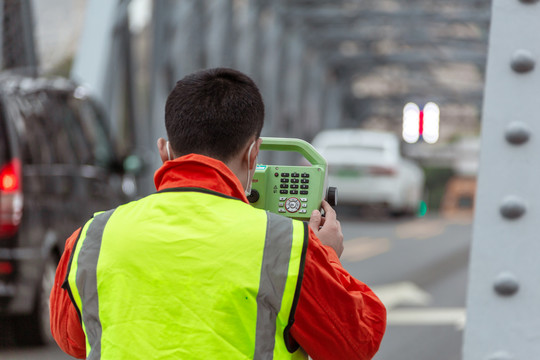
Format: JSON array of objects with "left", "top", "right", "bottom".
[
  {"left": 403, "top": 102, "right": 420, "bottom": 144},
  {"left": 423, "top": 102, "right": 440, "bottom": 144}
]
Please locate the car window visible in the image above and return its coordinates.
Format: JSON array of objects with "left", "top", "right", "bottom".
[
  {"left": 46, "top": 94, "right": 93, "bottom": 165},
  {"left": 29, "top": 92, "right": 79, "bottom": 165},
  {"left": 0, "top": 86, "right": 116, "bottom": 169},
  {"left": 74, "top": 98, "right": 114, "bottom": 168},
  {"left": 52, "top": 120, "right": 78, "bottom": 165},
  {"left": 5, "top": 93, "right": 55, "bottom": 165},
  {"left": 39, "top": 92, "right": 80, "bottom": 165}
]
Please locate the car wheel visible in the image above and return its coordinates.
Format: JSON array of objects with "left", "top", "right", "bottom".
[{"left": 13, "top": 254, "right": 56, "bottom": 346}]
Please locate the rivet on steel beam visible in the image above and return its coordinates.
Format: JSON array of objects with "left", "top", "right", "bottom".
[
  {"left": 500, "top": 196, "right": 526, "bottom": 219},
  {"left": 486, "top": 351, "right": 514, "bottom": 360},
  {"left": 505, "top": 122, "right": 531, "bottom": 145},
  {"left": 494, "top": 272, "right": 519, "bottom": 296},
  {"left": 511, "top": 49, "right": 536, "bottom": 73}
]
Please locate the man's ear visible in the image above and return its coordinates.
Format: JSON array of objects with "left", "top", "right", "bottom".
[
  {"left": 248, "top": 138, "right": 263, "bottom": 171},
  {"left": 157, "top": 138, "right": 170, "bottom": 163}
]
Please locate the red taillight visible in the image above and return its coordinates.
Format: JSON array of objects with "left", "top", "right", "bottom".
[
  {"left": 2, "top": 173, "right": 17, "bottom": 191},
  {"left": 0, "top": 159, "right": 20, "bottom": 191},
  {"left": 368, "top": 166, "right": 397, "bottom": 176},
  {"left": 0, "top": 159, "right": 22, "bottom": 237},
  {"left": 0, "top": 261, "right": 13, "bottom": 274}
]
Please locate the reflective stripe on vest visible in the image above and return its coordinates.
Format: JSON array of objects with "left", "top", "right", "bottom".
[{"left": 66, "top": 189, "right": 308, "bottom": 360}]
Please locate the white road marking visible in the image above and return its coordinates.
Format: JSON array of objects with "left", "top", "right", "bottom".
[
  {"left": 371, "top": 281, "right": 432, "bottom": 309},
  {"left": 371, "top": 282, "right": 466, "bottom": 330},
  {"left": 387, "top": 307, "right": 467, "bottom": 330},
  {"left": 341, "top": 237, "right": 390, "bottom": 261}
]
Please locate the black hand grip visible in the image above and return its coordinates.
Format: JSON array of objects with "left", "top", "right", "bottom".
[{"left": 326, "top": 187, "right": 338, "bottom": 207}]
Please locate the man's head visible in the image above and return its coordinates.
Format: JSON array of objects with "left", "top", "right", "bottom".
[
  {"left": 163, "top": 68, "right": 264, "bottom": 162},
  {"left": 157, "top": 68, "right": 265, "bottom": 193}
]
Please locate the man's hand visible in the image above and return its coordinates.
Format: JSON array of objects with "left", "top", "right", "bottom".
[{"left": 308, "top": 200, "right": 344, "bottom": 258}]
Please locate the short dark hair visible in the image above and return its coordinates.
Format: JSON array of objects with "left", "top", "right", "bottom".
[{"left": 165, "top": 68, "right": 264, "bottom": 162}]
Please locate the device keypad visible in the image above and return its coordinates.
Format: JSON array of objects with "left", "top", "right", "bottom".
[{"left": 273, "top": 171, "right": 316, "bottom": 215}]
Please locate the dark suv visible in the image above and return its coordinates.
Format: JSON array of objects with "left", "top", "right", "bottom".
[{"left": 0, "top": 74, "right": 137, "bottom": 345}]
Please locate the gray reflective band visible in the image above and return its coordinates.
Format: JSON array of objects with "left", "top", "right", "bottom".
[
  {"left": 254, "top": 212, "right": 295, "bottom": 359},
  {"left": 76, "top": 209, "right": 115, "bottom": 360}
]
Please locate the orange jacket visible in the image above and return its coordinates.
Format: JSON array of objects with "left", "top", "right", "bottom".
[{"left": 50, "top": 154, "right": 386, "bottom": 360}]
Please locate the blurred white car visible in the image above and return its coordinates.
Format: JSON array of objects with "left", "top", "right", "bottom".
[{"left": 312, "top": 129, "right": 425, "bottom": 215}]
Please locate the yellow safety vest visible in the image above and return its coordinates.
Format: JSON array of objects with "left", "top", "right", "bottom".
[{"left": 65, "top": 188, "right": 308, "bottom": 360}]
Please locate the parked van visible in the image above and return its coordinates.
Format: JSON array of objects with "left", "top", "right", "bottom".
[{"left": 0, "top": 74, "right": 137, "bottom": 344}]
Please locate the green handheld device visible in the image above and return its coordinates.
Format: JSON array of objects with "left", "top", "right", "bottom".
[{"left": 247, "top": 137, "right": 337, "bottom": 220}]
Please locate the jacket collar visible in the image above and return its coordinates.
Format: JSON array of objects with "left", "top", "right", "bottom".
[{"left": 153, "top": 154, "right": 249, "bottom": 203}]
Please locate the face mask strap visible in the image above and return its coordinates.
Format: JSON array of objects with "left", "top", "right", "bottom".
[
  {"left": 245, "top": 140, "right": 256, "bottom": 196},
  {"left": 166, "top": 141, "right": 172, "bottom": 161}
]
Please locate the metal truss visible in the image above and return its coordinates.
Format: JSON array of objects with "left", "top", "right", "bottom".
[
  {"left": 69, "top": 0, "right": 492, "bottom": 191},
  {"left": 278, "top": 0, "right": 491, "bottom": 132}
]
